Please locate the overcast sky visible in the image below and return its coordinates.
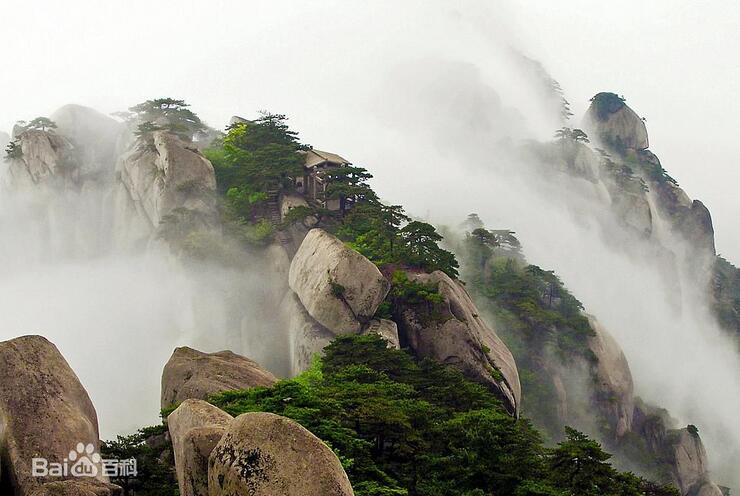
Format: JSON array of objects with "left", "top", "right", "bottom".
[{"left": 1, "top": 0, "right": 737, "bottom": 258}]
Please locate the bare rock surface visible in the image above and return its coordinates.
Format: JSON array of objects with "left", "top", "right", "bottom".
[
  {"left": 586, "top": 316, "right": 635, "bottom": 438},
  {"left": 669, "top": 428, "right": 721, "bottom": 496},
  {"left": 0, "top": 335, "right": 112, "bottom": 494},
  {"left": 29, "top": 480, "right": 122, "bottom": 496},
  {"left": 51, "top": 104, "right": 124, "bottom": 179},
  {"left": 168, "top": 399, "right": 233, "bottom": 496},
  {"left": 289, "top": 228, "right": 390, "bottom": 334},
  {"left": 115, "top": 131, "right": 218, "bottom": 243},
  {"left": 161, "top": 346, "right": 277, "bottom": 408},
  {"left": 584, "top": 94, "right": 649, "bottom": 150},
  {"left": 208, "top": 412, "right": 354, "bottom": 496},
  {"left": 395, "top": 270, "right": 521, "bottom": 416},
  {"left": 5, "top": 130, "right": 75, "bottom": 188},
  {"left": 284, "top": 291, "right": 335, "bottom": 376},
  {"left": 361, "top": 319, "right": 400, "bottom": 349}
]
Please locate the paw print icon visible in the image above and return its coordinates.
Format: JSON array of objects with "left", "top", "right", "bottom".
[{"left": 69, "top": 443, "right": 101, "bottom": 478}]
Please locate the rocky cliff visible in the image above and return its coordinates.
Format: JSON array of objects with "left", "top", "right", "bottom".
[
  {"left": 51, "top": 104, "right": 124, "bottom": 182},
  {"left": 288, "top": 228, "right": 391, "bottom": 334},
  {"left": 4, "top": 130, "right": 76, "bottom": 189},
  {"left": 393, "top": 270, "right": 521, "bottom": 416},
  {"left": 0, "top": 336, "right": 120, "bottom": 495},
  {"left": 115, "top": 130, "right": 219, "bottom": 247},
  {"left": 161, "top": 347, "right": 278, "bottom": 408}
]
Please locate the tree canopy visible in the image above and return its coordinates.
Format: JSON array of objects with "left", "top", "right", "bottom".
[
  {"left": 128, "top": 98, "right": 206, "bottom": 140},
  {"left": 208, "top": 334, "right": 678, "bottom": 496},
  {"left": 554, "top": 127, "right": 590, "bottom": 143}
]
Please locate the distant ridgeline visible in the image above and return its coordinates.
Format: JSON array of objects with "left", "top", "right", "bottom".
[
  {"left": 449, "top": 216, "right": 713, "bottom": 490},
  {"left": 523, "top": 91, "right": 739, "bottom": 343}
]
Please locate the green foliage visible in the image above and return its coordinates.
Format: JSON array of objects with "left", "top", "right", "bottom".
[
  {"left": 203, "top": 110, "right": 459, "bottom": 274},
  {"left": 202, "top": 112, "right": 308, "bottom": 246},
  {"left": 336, "top": 202, "right": 459, "bottom": 278},
  {"left": 210, "top": 334, "right": 676, "bottom": 496},
  {"left": 399, "top": 221, "right": 459, "bottom": 277},
  {"left": 339, "top": 203, "right": 409, "bottom": 262},
  {"left": 4, "top": 139, "right": 22, "bottom": 160},
  {"left": 591, "top": 92, "right": 626, "bottom": 121},
  {"left": 18, "top": 117, "right": 57, "bottom": 132},
  {"left": 459, "top": 223, "right": 596, "bottom": 438},
  {"left": 224, "top": 185, "right": 269, "bottom": 223},
  {"left": 627, "top": 155, "right": 678, "bottom": 186},
  {"left": 323, "top": 165, "right": 378, "bottom": 216},
  {"left": 473, "top": 254, "right": 594, "bottom": 360},
  {"left": 554, "top": 127, "right": 590, "bottom": 143},
  {"left": 101, "top": 425, "right": 177, "bottom": 496},
  {"left": 128, "top": 98, "right": 205, "bottom": 140},
  {"left": 383, "top": 270, "right": 446, "bottom": 326},
  {"left": 134, "top": 121, "right": 165, "bottom": 137},
  {"left": 547, "top": 427, "right": 679, "bottom": 496},
  {"left": 598, "top": 150, "right": 649, "bottom": 193},
  {"left": 239, "top": 218, "right": 275, "bottom": 245},
  {"left": 216, "top": 112, "right": 306, "bottom": 193},
  {"left": 330, "top": 279, "right": 347, "bottom": 298}
]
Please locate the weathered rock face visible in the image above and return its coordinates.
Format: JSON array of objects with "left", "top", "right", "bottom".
[
  {"left": 4, "top": 130, "right": 76, "bottom": 188},
  {"left": 208, "top": 412, "right": 354, "bottom": 496},
  {"left": 28, "top": 480, "right": 122, "bottom": 496},
  {"left": 361, "top": 319, "right": 401, "bottom": 349},
  {"left": 115, "top": 131, "right": 218, "bottom": 244},
  {"left": 161, "top": 347, "right": 277, "bottom": 408},
  {"left": 584, "top": 93, "right": 649, "bottom": 151},
  {"left": 0, "top": 336, "right": 112, "bottom": 494},
  {"left": 668, "top": 428, "right": 722, "bottom": 496},
  {"left": 167, "top": 399, "right": 233, "bottom": 496},
  {"left": 284, "top": 291, "right": 335, "bottom": 376},
  {"left": 289, "top": 229, "right": 391, "bottom": 334},
  {"left": 586, "top": 316, "right": 635, "bottom": 438},
  {"left": 51, "top": 104, "right": 124, "bottom": 181},
  {"left": 394, "top": 270, "right": 521, "bottom": 416},
  {"left": 681, "top": 200, "right": 716, "bottom": 256},
  {"left": 597, "top": 162, "right": 653, "bottom": 237},
  {"left": 279, "top": 193, "right": 309, "bottom": 222}
]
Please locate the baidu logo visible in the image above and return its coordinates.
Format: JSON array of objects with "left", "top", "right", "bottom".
[{"left": 32, "top": 442, "right": 136, "bottom": 478}]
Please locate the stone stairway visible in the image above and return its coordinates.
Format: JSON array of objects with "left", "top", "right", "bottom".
[{"left": 267, "top": 189, "right": 291, "bottom": 246}]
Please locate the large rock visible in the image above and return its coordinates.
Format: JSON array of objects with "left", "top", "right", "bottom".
[
  {"left": 681, "top": 200, "right": 716, "bottom": 256},
  {"left": 597, "top": 160, "right": 653, "bottom": 237},
  {"left": 29, "top": 480, "right": 122, "bottom": 496},
  {"left": 361, "top": 319, "right": 401, "bottom": 349},
  {"left": 279, "top": 193, "right": 309, "bottom": 222},
  {"left": 584, "top": 93, "right": 649, "bottom": 151},
  {"left": 167, "top": 399, "right": 233, "bottom": 496},
  {"left": 161, "top": 347, "right": 277, "bottom": 408},
  {"left": 4, "top": 130, "right": 76, "bottom": 188},
  {"left": 0, "top": 336, "right": 113, "bottom": 494},
  {"left": 586, "top": 316, "right": 635, "bottom": 438},
  {"left": 394, "top": 270, "right": 521, "bottom": 416},
  {"left": 115, "top": 131, "right": 218, "bottom": 243},
  {"left": 208, "top": 412, "right": 354, "bottom": 496},
  {"left": 51, "top": 104, "right": 124, "bottom": 180},
  {"left": 289, "top": 229, "right": 391, "bottom": 334},
  {"left": 668, "top": 428, "right": 722, "bottom": 496},
  {"left": 284, "top": 291, "right": 335, "bottom": 376}
]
